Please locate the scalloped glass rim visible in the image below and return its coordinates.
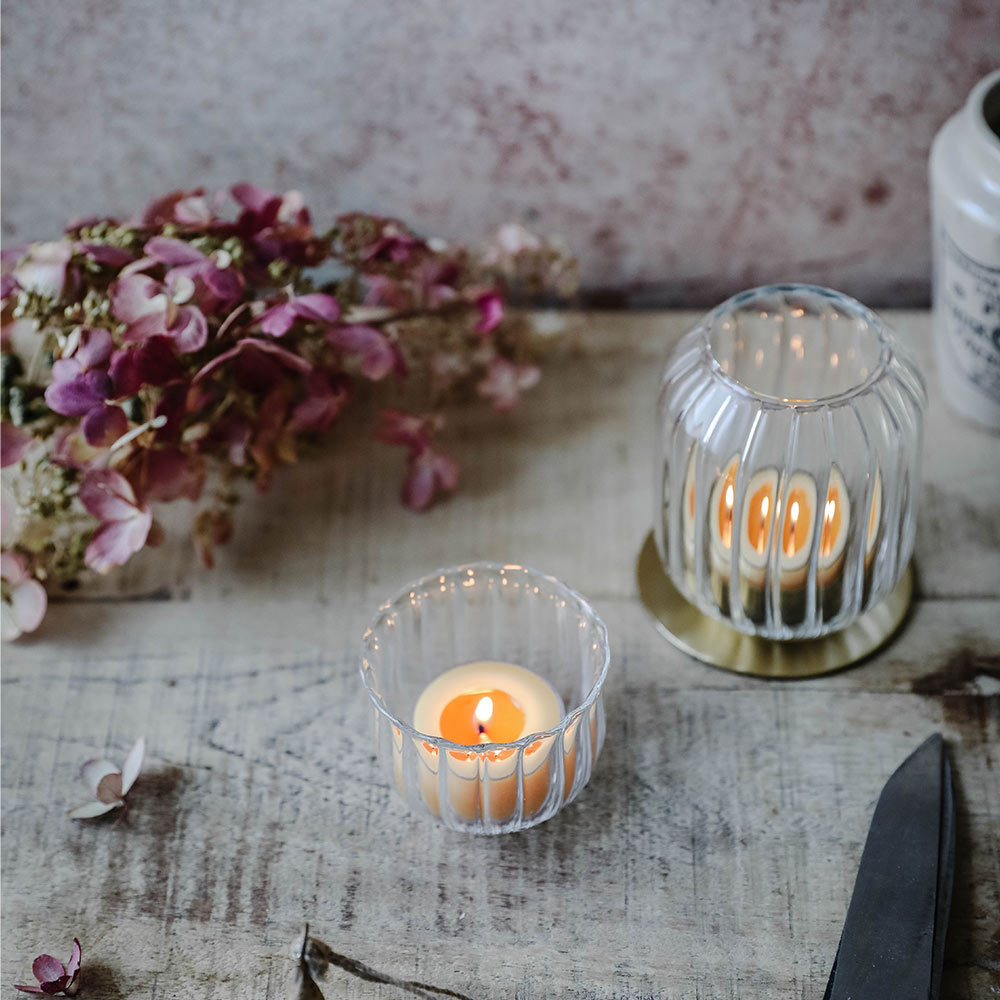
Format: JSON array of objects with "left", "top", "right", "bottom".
[
  {"left": 700, "top": 283, "right": 896, "bottom": 407},
  {"left": 360, "top": 561, "right": 611, "bottom": 753}
]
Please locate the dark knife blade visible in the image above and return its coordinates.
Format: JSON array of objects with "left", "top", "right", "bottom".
[{"left": 824, "top": 733, "right": 955, "bottom": 1000}]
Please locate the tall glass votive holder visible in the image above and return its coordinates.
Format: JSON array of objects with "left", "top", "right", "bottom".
[
  {"left": 361, "top": 562, "right": 610, "bottom": 834},
  {"left": 655, "top": 284, "right": 927, "bottom": 641}
]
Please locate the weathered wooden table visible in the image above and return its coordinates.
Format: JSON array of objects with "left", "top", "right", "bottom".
[{"left": 3, "top": 312, "right": 998, "bottom": 999}]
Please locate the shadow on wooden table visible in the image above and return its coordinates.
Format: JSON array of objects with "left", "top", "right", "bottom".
[{"left": 81, "top": 960, "right": 126, "bottom": 999}]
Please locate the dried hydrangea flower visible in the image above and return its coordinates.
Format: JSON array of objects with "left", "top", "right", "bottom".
[
  {"left": 0, "top": 184, "right": 578, "bottom": 639},
  {"left": 68, "top": 737, "right": 144, "bottom": 820},
  {"left": 14, "top": 938, "right": 81, "bottom": 995}
]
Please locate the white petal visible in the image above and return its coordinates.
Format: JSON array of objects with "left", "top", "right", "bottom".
[
  {"left": 169, "top": 275, "right": 195, "bottom": 305},
  {"left": 1, "top": 602, "right": 23, "bottom": 641},
  {"left": 120, "top": 737, "right": 145, "bottom": 794},
  {"left": 67, "top": 799, "right": 121, "bottom": 819},
  {"left": 80, "top": 758, "right": 118, "bottom": 796},
  {"left": 11, "top": 579, "right": 46, "bottom": 633}
]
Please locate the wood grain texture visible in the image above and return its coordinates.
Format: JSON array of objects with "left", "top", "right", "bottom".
[{"left": 2, "top": 311, "right": 998, "bottom": 999}]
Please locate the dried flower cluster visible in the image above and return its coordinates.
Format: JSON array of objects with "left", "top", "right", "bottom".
[{"left": 0, "top": 186, "right": 576, "bottom": 636}]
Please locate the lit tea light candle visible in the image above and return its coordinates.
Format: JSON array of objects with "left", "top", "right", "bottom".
[
  {"left": 708, "top": 456, "right": 739, "bottom": 615},
  {"left": 737, "top": 468, "right": 778, "bottom": 623},
  {"left": 817, "top": 466, "right": 851, "bottom": 619},
  {"left": 778, "top": 472, "right": 817, "bottom": 625},
  {"left": 410, "top": 662, "right": 568, "bottom": 822},
  {"left": 863, "top": 469, "right": 883, "bottom": 605},
  {"left": 818, "top": 468, "right": 849, "bottom": 565}
]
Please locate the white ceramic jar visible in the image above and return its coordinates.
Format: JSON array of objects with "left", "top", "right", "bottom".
[{"left": 929, "top": 68, "right": 1000, "bottom": 430}]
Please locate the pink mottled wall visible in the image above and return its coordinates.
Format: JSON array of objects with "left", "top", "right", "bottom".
[{"left": 2, "top": 0, "right": 997, "bottom": 306}]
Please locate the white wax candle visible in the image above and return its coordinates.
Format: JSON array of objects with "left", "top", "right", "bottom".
[
  {"left": 408, "top": 661, "right": 570, "bottom": 823},
  {"left": 817, "top": 465, "right": 851, "bottom": 586},
  {"left": 738, "top": 467, "right": 779, "bottom": 585},
  {"left": 778, "top": 471, "right": 817, "bottom": 589}
]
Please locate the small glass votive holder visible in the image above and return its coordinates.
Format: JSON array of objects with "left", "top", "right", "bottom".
[
  {"left": 361, "top": 562, "right": 610, "bottom": 834},
  {"left": 655, "top": 284, "right": 927, "bottom": 640}
]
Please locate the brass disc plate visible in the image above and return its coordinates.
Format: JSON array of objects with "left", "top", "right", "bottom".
[{"left": 636, "top": 532, "right": 913, "bottom": 679}]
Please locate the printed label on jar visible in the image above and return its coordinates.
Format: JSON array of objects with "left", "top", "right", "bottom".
[{"left": 936, "top": 230, "right": 1000, "bottom": 402}]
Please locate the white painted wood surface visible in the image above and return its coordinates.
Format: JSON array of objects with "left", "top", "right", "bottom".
[{"left": 2, "top": 311, "right": 998, "bottom": 999}]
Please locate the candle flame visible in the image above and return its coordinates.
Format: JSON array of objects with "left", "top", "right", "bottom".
[
  {"left": 825, "top": 499, "right": 836, "bottom": 523},
  {"left": 474, "top": 696, "right": 494, "bottom": 725},
  {"left": 790, "top": 500, "right": 800, "bottom": 523},
  {"left": 760, "top": 494, "right": 769, "bottom": 518},
  {"left": 724, "top": 484, "right": 734, "bottom": 509}
]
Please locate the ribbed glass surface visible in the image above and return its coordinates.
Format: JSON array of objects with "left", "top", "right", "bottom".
[
  {"left": 361, "top": 563, "right": 610, "bottom": 834},
  {"left": 655, "top": 285, "right": 926, "bottom": 639}
]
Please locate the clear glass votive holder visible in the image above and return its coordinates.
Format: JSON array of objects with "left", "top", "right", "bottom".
[
  {"left": 656, "top": 284, "right": 927, "bottom": 640},
  {"left": 361, "top": 562, "right": 610, "bottom": 834}
]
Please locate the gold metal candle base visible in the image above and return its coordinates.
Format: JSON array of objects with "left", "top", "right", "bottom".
[{"left": 636, "top": 533, "right": 913, "bottom": 679}]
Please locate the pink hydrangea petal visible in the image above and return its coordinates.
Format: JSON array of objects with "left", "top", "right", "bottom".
[
  {"left": 74, "top": 327, "right": 114, "bottom": 369},
  {"left": 66, "top": 940, "right": 82, "bottom": 978},
  {"left": 474, "top": 291, "right": 504, "bottom": 334},
  {"left": 140, "top": 188, "right": 206, "bottom": 225},
  {"left": 401, "top": 446, "right": 458, "bottom": 510},
  {"left": 84, "top": 508, "right": 152, "bottom": 574},
  {"left": 112, "top": 336, "right": 183, "bottom": 392},
  {"left": 67, "top": 798, "right": 120, "bottom": 819},
  {"left": 78, "top": 469, "right": 141, "bottom": 522},
  {"left": 327, "top": 325, "right": 396, "bottom": 381},
  {"left": 118, "top": 256, "right": 157, "bottom": 279},
  {"left": 112, "top": 274, "right": 168, "bottom": 326},
  {"left": 32, "top": 956, "right": 66, "bottom": 984},
  {"left": 401, "top": 454, "right": 436, "bottom": 511},
  {"left": 202, "top": 264, "right": 243, "bottom": 303},
  {"left": 1, "top": 551, "right": 29, "bottom": 585},
  {"left": 169, "top": 306, "right": 208, "bottom": 353},
  {"left": 77, "top": 242, "right": 135, "bottom": 267},
  {"left": 120, "top": 737, "right": 145, "bottom": 794},
  {"left": 11, "top": 578, "right": 47, "bottom": 634},
  {"left": 144, "top": 236, "right": 206, "bottom": 266},
  {"left": 172, "top": 194, "right": 213, "bottom": 225},
  {"left": 14, "top": 242, "right": 72, "bottom": 298},
  {"left": 44, "top": 370, "right": 112, "bottom": 418},
  {"left": 477, "top": 357, "right": 537, "bottom": 412},
  {"left": 80, "top": 758, "right": 119, "bottom": 796},
  {"left": 82, "top": 405, "right": 127, "bottom": 448},
  {"left": 231, "top": 182, "right": 276, "bottom": 212},
  {"left": 293, "top": 293, "right": 340, "bottom": 325},
  {"left": 1, "top": 423, "right": 31, "bottom": 468},
  {"left": 376, "top": 409, "right": 428, "bottom": 451},
  {"left": 258, "top": 303, "right": 297, "bottom": 337},
  {"left": 50, "top": 358, "right": 82, "bottom": 382},
  {"left": 120, "top": 312, "right": 170, "bottom": 344},
  {"left": 108, "top": 349, "right": 142, "bottom": 398}
]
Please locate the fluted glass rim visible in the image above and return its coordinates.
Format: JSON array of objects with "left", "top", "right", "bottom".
[
  {"left": 360, "top": 560, "right": 611, "bottom": 754},
  {"left": 695, "top": 283, "right": 905, "bottom": 408}
]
